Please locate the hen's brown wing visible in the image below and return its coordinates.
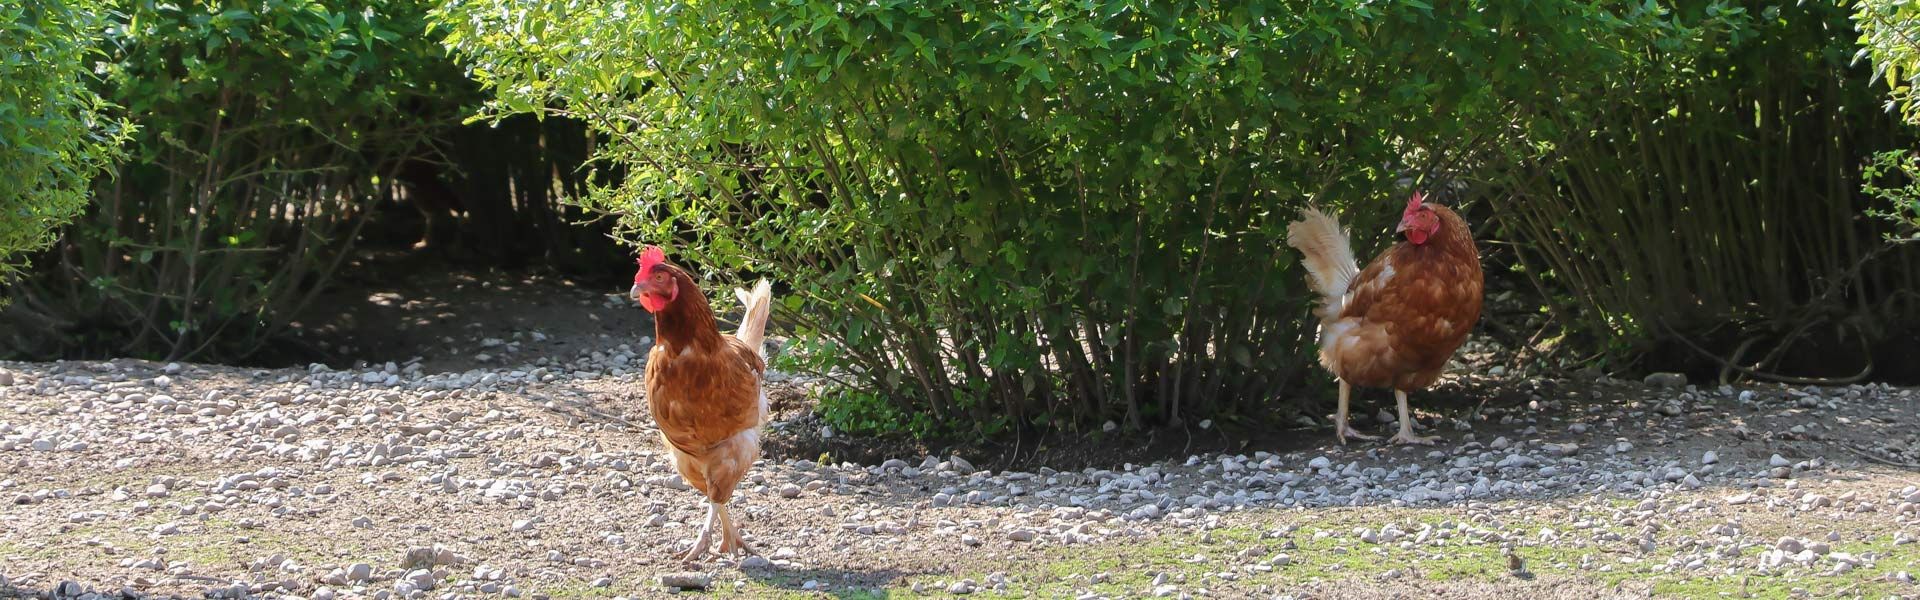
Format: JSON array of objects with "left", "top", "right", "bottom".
[{"left": 1328, "top": 240, "right": 1482, "bottom": 390}]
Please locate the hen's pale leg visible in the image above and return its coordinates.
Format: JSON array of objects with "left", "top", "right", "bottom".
[
  {"left": 1388, "top": 389, "right": 1439, "bottom": 445},
  {"left": 679, "top": 502, "right": 718, "bottom": 562},
  {"left": 714, "top": 503, "right": 757, "bottom": 557},
  {"left": 1334, "top": 380, "right": 1375, "bottom": 444}
]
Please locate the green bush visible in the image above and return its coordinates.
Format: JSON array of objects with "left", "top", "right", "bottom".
[
  {"left": 1, "top": 0, "right": 473, "bottom": 361},
  {"left": 0, "top": 0, "right": 128, "bottom": 281},
  {"left": 1862, "top": 150, "right": 1920, "bottom": 242},
  {"left": 1489, "top": 1, "right": 1920, "bottom": 370},
  {"left": 438, "top": 0, "right": 1698, "bottom": 438}
]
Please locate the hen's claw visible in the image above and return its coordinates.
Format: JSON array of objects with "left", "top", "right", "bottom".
[
  {"left": 678, "top": 529, "right": 715, "bottom": 563},
  {"left": 719, "top": 533, "right": 756, "bottom": 557},
  {"left": 1388, "top": 432, "right": 1441, "bottom": 446}
]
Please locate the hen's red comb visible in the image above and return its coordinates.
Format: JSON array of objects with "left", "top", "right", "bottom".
[
  {"left": 636, "top": 245, "right": 666, "bottom": 281},
  {"left": 1403, "top": 191, "right": 1426, "bottom": 217}
]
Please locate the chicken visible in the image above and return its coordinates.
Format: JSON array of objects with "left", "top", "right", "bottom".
[
  {"left": 630, "top": 245, "right": 775, "bottom": 560},
  {"left": 1286, "top": 192, "right": 1483, "bottom": 445}
]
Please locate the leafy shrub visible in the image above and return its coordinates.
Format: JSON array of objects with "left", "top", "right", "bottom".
[
  {"left": 1857, "top": 2, "right": 1920, "bottom": 245},
  {"left": 439, "top": 0, "right": 1697, "bottom": 438},
  {"left": 1862, "top": 150, "right": 1920, "bottom": 242},
  {"left": 2, "top": 0, "right": 473, "bottom": 361},
  {"left": 0, "top": 0, "right": 128, "bottom": 281},
  {"left": 1489, "top": 1, "right": 1920, "bottom": 372}
]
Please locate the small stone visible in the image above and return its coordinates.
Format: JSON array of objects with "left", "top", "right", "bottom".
[
  {"left": 1007, "top": 529, "right": 1036, "bottom": 542},
  {"left": 741, "top": 556, "right": 772, "bottom": 569},
  {"left": 1308, "top": 456, "right": 1332, "bottom": 470},
  {"left": 145, "top": 484, "right": 169, "bottom": 498},
  {"left": 779, "top": 484, "right": 801, "bottom": 499},
  {"left": 946, "top": 580, "right": 976, "bottom": 594},
  {"left": 1643, "top": 372, "right": 1686, "bottom": 389},
  {"left": 512, "top": 519, "right": 537, "bottom": 532},
  {"left": 1701, "top": 451, "right": 1718, "bottom": 465},
  {"left": 658, "top": 573, "right": 711, "bottom": 590},
  {"left": 1770, "top": 454, "right": 1791, "bottom": 467},
  {"left": 403, "top": 569, "right": 436, "bottom": 591}
]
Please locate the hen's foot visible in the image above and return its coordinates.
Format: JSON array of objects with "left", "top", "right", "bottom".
[
  {"left": 1335, "top": 424, "right": 1378, "bottom": 445},
  {"left": 713, "top": 503, "right": 756, "bottom": 557},
  {"left": 679, "top": 504, "right": 719, "bottom": 563}
]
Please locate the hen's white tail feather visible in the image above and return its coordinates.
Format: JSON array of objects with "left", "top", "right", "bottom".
[
  {"left": 733, "top": 279, "right": 774, "bottom": 359},
  {"left": 1285, "top": 207, "right": 1359, "bottom": 319},
  {"left": 734, "top": 279, "right": 774, "bottom": 427}
]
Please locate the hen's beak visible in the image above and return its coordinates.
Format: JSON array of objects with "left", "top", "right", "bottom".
[
  {"left": 1394, "top": 221, "right": 1410, "bottom": 234},
  {"left": 629, "top": 283, "right": 643, "bottom": 303}
]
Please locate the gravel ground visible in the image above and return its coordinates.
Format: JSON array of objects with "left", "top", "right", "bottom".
[{"left": 3, "top": 310, "right": 1920, "bottom": 599}]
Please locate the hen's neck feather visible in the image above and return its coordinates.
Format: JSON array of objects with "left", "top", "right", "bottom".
[{"left": 652, "top": 268, "right": 724, "bottom": 354}]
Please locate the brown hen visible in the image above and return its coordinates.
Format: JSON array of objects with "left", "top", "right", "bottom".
[
  {"left": 630, "top": 246, "right": 774, "bottom": 560},
  {"left": 1286, "top": 192, "right": 1483, "bottom": 445}
]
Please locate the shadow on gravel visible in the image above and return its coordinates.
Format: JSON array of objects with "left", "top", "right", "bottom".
[
  {"left": 518, "top": 388, "right": 651, "bottom": 433},
  {"left": 1, "top": 581, "right": 185, "bottom": 600},
  {"left": 741, "top": 565, "right": 919, "bottom": 597}
]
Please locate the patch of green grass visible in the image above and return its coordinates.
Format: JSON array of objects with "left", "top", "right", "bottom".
[
  {"left": 164, "top": 538, "right": 241, "bottom": 570},
  {"left": 876, "top": 506, "right": 1920, "bottom": 597},
  {"left": 0, "top": 539, "right": 69, "bottom": 562},
  {"left": 71, "top": 515, "right": 369, "bottom": 575},
  {"left": 539, "top": 580, "right": 626, "bottom": 599}
]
